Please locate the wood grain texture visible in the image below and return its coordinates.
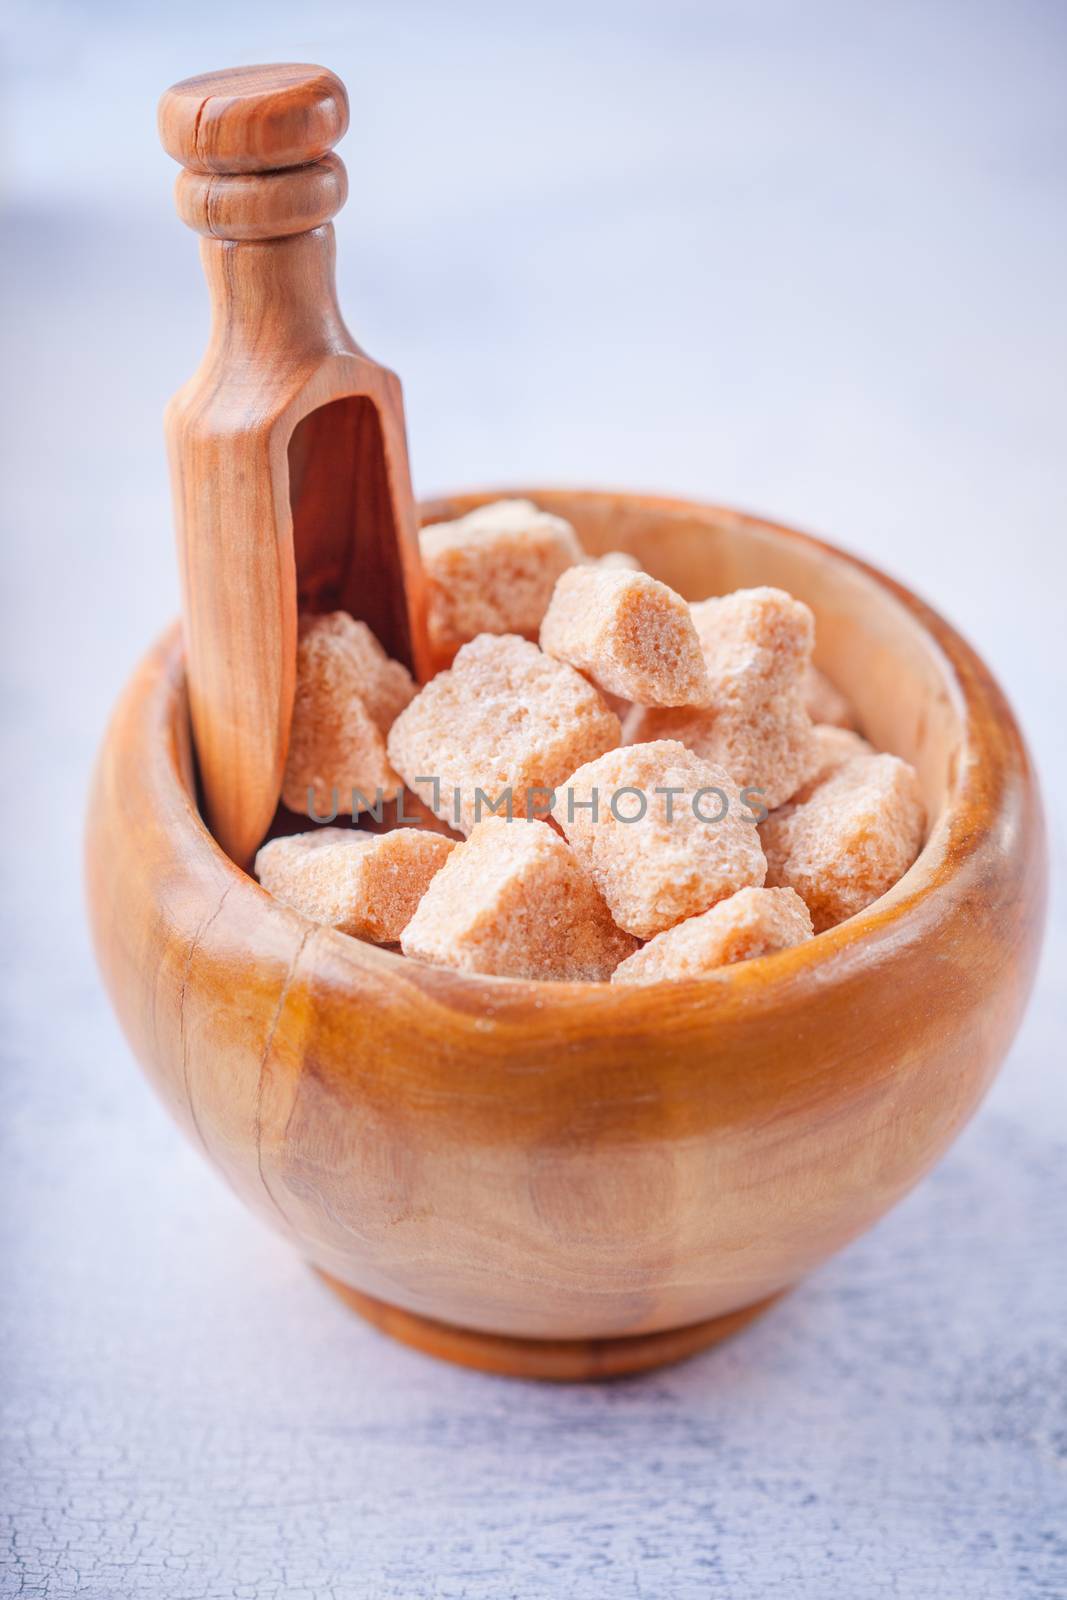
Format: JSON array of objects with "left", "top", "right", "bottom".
[
  {"left": 174, "top": 154, "right": 348, "bottom": 240},
  {"left": 160, "top": 65, "right": 431, "bottom": 870},
  {"left": 319, "top": 1275, "right": 785, "bottom": 1380},
  {"left": 158, "top": 64, "right": 349, "bottom": 174},
  {"left": 84, "top": 491, "right": 1047, "bottom": 1379}
]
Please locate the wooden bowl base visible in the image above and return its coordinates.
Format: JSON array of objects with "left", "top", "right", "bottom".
[{"left": 317, "top": 1271, "right": 784, "bottom": 1380}]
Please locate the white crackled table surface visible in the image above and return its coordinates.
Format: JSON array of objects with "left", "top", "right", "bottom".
[{"left": 1, "top": 3, "right": 1064, "bottom": 1596}]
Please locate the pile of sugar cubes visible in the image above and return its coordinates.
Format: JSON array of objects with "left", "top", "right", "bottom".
[{"left": 255, "top": 499, "right": 925, "bottom": 984}]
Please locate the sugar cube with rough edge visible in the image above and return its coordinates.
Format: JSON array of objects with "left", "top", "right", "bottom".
[
  {"left": 612, "top": 886, "right": 813, "bottom": 985},
  {"left": 590, "top": 547, "right": 644, "bottom": 715},
  {"left": 626, "top": 585, "right": 819, "bottom": 809},
  {"left": 400, "top": 818, "right": 638, "bottom": 981},
  {"left": 558, "top": 740, "right": 766, "bottom": 938},
  {"left": 580, "top": 548, "right": 645, "bottom": 716},
  {"left": 299, "top": 611, "right": 416, "bottom": 731},
  {"left": 804, "top": 663, "right": 856, "bottom": 730},
  {"left": 255, "top": 826, "right": 456, "bottom": 943},
  {"left": 760, "top": 752, "right": 925, "bottom": 932},
  {"left": 420, "top": 498, "right": 584, "bottom": 655},
  {"left": 793, "top": 724, "right": 874, "bottom": 801},
  {"left": 539, "top": 566, "right": 710, "bottom": 707},
  {"left": 282, "top": 614, "right": 405, "bottom": 817},
  {"left": 691, "top": 586, "right": 815, "bottom": 696},
  {"left": 386, "top": 633, "right": 621, "bottom": 837},
  {"left": 626, "top": 695, "right": 816, "bottom": 814}
]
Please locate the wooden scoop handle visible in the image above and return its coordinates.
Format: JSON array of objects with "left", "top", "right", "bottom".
[
  {"left": 159, "top": 65, "right": 429, "bottom": 869},
  {"left": 159, "top": 63, "right": 349, "bottom": 174},
  {"left": 160, "top": 64, "right": 350, "bottom": 238}
]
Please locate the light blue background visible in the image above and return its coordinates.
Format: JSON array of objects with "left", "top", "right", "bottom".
[{"left": 2, "top": 2, "right": 1064, "bottom": 1594}]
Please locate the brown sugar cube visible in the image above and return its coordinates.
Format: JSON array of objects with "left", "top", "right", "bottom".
[
  {"left": 612, "top": 886, "right": 813, "bottom": 984},
  {"left": 628, "top": 697, "right": 816, "bottom": 815},
  {"left": 627, "top": 586, "right": 818, "bottom": 809},
  {"left": 420, "top": 499, "right": 583, "bottom": 654},
  {"left": 401, "top": 818, "right": 638, "bottom": 981},
  {"left": 255, "top": 826, "right": 455, "bottom": 943},
  {"left": 690, "top": 585, "right": 815, "bottom": 692},
  {"left": 591, "top": 550, "right": 642, "bottom": 715},
  {"left": 804, "top": 664, "right": 856, "bottom": 729},
  {"left": 584, "top": 549, "right": 644, "bottom": 714},
  {"left": 794, "top": 724, "right": 874, "bottom": 801},
  {"left": 300, "top": 611, "right": 416, "bottom": 730},
  {"left": 760, "top": 752, "right": 926, "bottom": 932},
  {"left": 539, "top": 566, "right": 710, "bottom": 707},
  {"left": 558, "top": 740, "right": 766, "bottom": 938},
  {"left": 386, "top": 633, "right": 620, "bottom": 836},
  {"left": 282, "top": 613, "right": 412, "bottom": 818}
]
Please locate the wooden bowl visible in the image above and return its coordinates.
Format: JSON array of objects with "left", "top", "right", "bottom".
[{"left": 85, "top": 490, "right": 1046, "bottom": 1379}]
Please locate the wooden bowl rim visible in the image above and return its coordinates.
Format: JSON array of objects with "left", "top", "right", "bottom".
[{"left": 138, "top": 487, "right": 1036, "bottom": 1015}]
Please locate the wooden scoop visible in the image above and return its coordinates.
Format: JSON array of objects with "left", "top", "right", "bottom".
[{"left": 158, "top": 64, "right": 431, "bottom": 869}]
